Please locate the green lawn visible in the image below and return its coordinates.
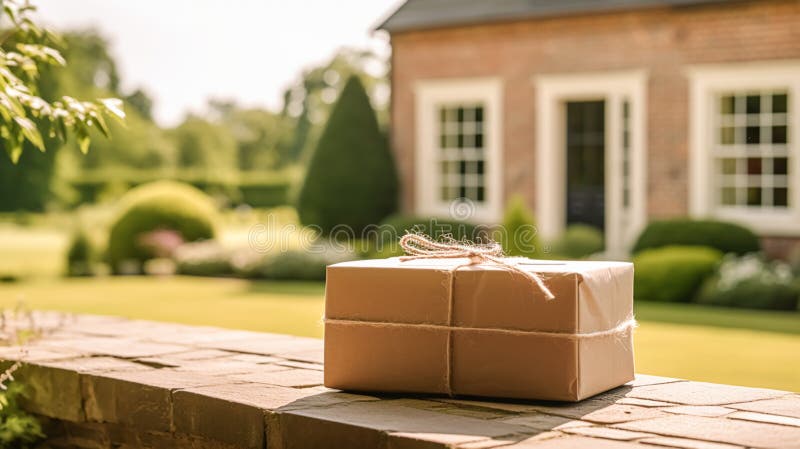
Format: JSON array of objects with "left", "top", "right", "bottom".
[{"left": 0, "top": 276, "right": 797, "bottom": 392}]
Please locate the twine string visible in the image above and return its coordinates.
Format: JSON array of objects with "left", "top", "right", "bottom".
[
  {"left": 398, "top": 233, "right": 563, "bottom": 396},
  {"left": 399, "top": 234, "right": 556, "bottom": 301}
]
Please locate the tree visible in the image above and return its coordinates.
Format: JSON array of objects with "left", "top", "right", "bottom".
[
  {"left": 0, "top": 1, "right": 124, "bottom": 163},
  {"left": 297, "top": 76, "right": 398, "bottom": 234},
  {"left": 281, "top": 48, "right": 388, "bottom": 163},
  {"left": 209, "top": 99, "right": 294, "bottom": 170},
  {"left": 124, "top": 89, "right": 153, "bottom": 121},
  {"left": 170, "top": 115, "right": 237, "bottom": 176}
]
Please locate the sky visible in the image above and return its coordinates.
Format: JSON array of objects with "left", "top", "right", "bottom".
[{"left": 35, "top": 0, "right": 401, "bottom": 126}]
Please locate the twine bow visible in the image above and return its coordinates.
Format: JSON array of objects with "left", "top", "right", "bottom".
[{"left": 399, "top": 233, "right": 555, "bottom": 300}]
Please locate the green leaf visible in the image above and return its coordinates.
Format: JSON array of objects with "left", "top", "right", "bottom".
[
  {"left": 90, "top": 111, "right": 109, "bottom": 137},
  {"left": 6, "top": 140, "right": 22, "bottom": 163},
  {"left": 76, "top": 125, "right": 90, "bottom": 154},
  {"left": 13, "top": 116, "right": 44, "bottom": 151},
  {"left": 100, "top": 98, "right": 125, "bottom": 120},
  {"left": 78, "top": 135, "right": 90, "bottom": 154}
]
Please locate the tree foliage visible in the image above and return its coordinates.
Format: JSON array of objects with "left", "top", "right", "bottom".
[
  {"left": 0, "top": 29, "right": 136, "bottom": 210},
  {"left": 297, "top": 76, "right": 397, "bottom": 234},
  {"left": 281, "top": 48, "right": 387, "bottom": 163},
  {"left": 209, "top": 99, "right": 294, "bottom": 170},
  {"left": 170, "top": 115, "right": 237, "bottom": 175},
  {"left": 0, "top": 0, "right": 124, "bottom": 163}
]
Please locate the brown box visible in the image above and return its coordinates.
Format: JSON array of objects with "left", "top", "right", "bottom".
[{"left": 324, "top": 258, "right": 635, "bottom": 401}]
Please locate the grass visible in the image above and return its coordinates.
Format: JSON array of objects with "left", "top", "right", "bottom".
[{"left": 0, "top": 276, "right": 798, "bottom": 392}]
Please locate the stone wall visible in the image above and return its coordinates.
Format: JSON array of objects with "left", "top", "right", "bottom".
[{"left": 2, "top": 313, "right": 799, "bottom": 449}]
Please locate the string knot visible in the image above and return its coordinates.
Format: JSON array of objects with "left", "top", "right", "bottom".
[{"left": 399, "top": 233, "right": 555, "bottom": 301}]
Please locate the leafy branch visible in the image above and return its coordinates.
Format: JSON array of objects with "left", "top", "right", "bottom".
[{"left": 1, "top": 0, "right": 125, "bottom": 163}]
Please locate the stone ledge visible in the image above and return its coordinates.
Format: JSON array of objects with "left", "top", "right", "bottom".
[{"left": 1, "top": 312, "right": 798, "bottom": 449}]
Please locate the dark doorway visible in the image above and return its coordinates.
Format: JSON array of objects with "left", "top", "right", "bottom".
[{"left": 565, "top": 100, "right": 605, "bottom": 231}]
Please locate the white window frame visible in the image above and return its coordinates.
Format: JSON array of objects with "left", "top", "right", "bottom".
[
  {"left": 534, "top": 70, "right": 648, "bottom": 256},
  {"left": 414, "top": 78, "right": 503, "bottom": 222},
  {"left": 688, "top": 61, "right": 800, "bottom": 236}
]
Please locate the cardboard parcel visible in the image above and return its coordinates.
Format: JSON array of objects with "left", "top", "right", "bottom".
[{"left": 324, "top": 258, "right": 635, "bottom": 401}]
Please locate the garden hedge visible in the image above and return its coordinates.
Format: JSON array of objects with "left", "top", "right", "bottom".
[
  {"left": 552, "top": 224, "right": 604, "bottom": 259},
  {"left": 697, "top": 255, "right": 800, "bottom": 310},
  {"left": 633, "top": 245, "right": 723, "bottom": 302},
  {"left": 497, "top": 196, "right": 542, "bottom": 258},
  {"left": 68, "top": 169, "right": 291, "bottom": 208},
  {"left": 632, "top": 218, "right": 760, "bottom": 255},
  {"left": 297, "top": 76, "right": 398, "bottom": 234},
  {"left": 107, "top": 181, "right": 218, "bottom": 273}
]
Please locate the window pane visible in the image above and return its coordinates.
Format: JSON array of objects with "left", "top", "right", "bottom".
[
  {"left": 746, "top": 95, "right": 760, "bottom": 114},
  {"left": 746, "top": 126, "right": 760, "bottom": 144},
  {"left": 714, "top": 91, "right": 790, "bottom": 211},
  {"left": 721, "top": 158, "right": 737, "bottom": 175},
  {"left": 720, "top": 127, "right": 735, "bottom": 145},
  {"left": 747, "top": 157, "right": 762, "bottom": 175},
  {"left": 721, "top": 187, "right": 737, "bottom": 205},
  {"left": 774, "top": 187, "right": 788, "bottom": 207},
  {"left": 747, "top": 187, "right": 762, "bottom": 206},
  {"left": 449, "top": 135, "right": 461, "bottom": 148},
  {"left": 774, "top": 157, "right": 788, "bottom": 175},
  {"left": 772, "top": 125, "right": 787, "bottom": 144},
  {"left": 437, "top": 103, "right": 486, "bottom": 204},
  {"left": 475, "top": 133, "right": 483, "bottom": 148},
  {"left": 720, "top": 96, "right": 735, "bottom": 115},
  {"left": 773, "top": 94, "right": 788, "bottom": 113}
]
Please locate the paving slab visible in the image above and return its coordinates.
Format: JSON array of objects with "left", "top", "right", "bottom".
[
  {"left": 627, "top": 381, "right": 787, "bottom": 406},
  {"left": 727, "top": 396, "right": 800, "bottom": 419},
  {"left": 615, "top": 414, "right": 800, "bottom": 449}
]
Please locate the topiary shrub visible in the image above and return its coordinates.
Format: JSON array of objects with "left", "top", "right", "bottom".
[
  {"left": 633, "top": 245, "right": 723, "bottom": 302},
  {"left": 297, "top": 76, "right": 398, "bottom": 235},
  {"left": 65, "top": 229, "right": 97, "bottom": 277},
  {"left": 496, "top": 195, "right": 542, "bottom": 258},
  {"left": 632, "top": 218, "right": 760, "bottom": 255},
  {"left": 108, "top": 181, "right": 218, "bottom": 273},
  {"left": 552, "top": 224, "right": 604, "bottom": 259},
  {"left": 697, "top": 254, "right": 799, "bottom": 310}
]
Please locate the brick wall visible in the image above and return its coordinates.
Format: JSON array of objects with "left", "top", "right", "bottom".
[{"left": 389, "top": 0, "right": 800, "bottom": 222}]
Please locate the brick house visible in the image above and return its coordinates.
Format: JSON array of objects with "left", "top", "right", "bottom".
[{"left": 378, "top": 0, "right": 800, "bottom": 255}]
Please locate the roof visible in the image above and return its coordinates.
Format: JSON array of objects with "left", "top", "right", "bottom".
[{"left": 377, "top": 0, "right": 741, "bottom": 33}]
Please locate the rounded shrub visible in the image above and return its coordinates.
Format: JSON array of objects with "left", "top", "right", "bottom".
[
  {"left": 65, "top": 229, "right": 97, "bottom": 277},
  {"left": 497, "top": 195, "right": 542, "bottom": 258},
  {"left": 632, "top": 219, "right": 760, "bottom": 255},
  {"left": 633, "top": 245, "right": 723, "bottom": 302},
  {"left": 108, "top": 181, "right": 218, "bottom": 273},
  {"left": 552, "top": 224, "right": 604, "bottom": 259},
  {"left": 297, "top": 76, "right": 398, "bottom": 235},
  {"left": 697, "top": 254, "right": 799, "bottom": 310}
]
